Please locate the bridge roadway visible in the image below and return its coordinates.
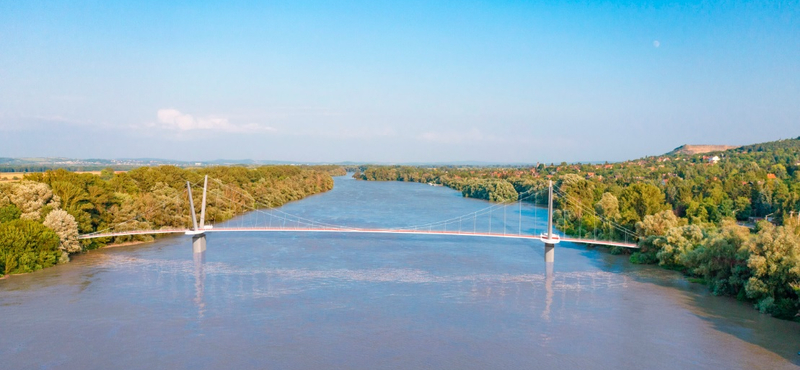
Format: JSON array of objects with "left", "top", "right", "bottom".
[{"left": 78, "top": 227, "right": 639, "bottom": 249}]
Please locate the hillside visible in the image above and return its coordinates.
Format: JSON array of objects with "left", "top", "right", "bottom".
[{"left": 667, "top": 144, "right": 740, "bottom": 155}]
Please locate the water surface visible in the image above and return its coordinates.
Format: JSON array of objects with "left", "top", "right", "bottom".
[{"left": 1, "top": 176, "right": 798, "bottom": 369}]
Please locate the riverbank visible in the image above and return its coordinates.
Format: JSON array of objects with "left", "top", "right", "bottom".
[{"left": 0, "top": 165, "right": 341, "bottom": 277}]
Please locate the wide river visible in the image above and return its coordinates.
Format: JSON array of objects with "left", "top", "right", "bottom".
[{"left": 1, "top": 175, "right": 799, "bottom": 369}]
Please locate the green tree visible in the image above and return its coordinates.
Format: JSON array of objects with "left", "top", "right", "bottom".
[
  {"left": 656, "top": 224, "right": 704, "bottom": 267},
  {"left": 0, "top": 219, "right": 61, "bottom": 275},
  {"left": 0, "top": 204, "right": 21, "bottom": 223},
  {"left": 619, "top": 183, "right": 669, "bottom": 226},
  {"left": 683, "top": 221, "right": 751, "bottom": 296},
  {"left": 744, "top": 222, "right": 800, "bottom": 318}
]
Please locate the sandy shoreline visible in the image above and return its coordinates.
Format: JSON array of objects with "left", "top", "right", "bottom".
[{"left": 100, "top": 240, "right": 150, "bottom": 249}]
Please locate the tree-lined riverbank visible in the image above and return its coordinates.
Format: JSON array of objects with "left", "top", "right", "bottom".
[
  {"left": 0, "top": 165, "right": 341, "bottom": 275},
  {"left": 354, "top": 137, "right": 800, "bottom": 319}
]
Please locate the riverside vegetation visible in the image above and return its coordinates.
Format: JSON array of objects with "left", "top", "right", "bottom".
[
  {"left": 354, "top": 137, "right": 800, "bottom": 320},
  {"left": 0, "top": 165, "right": 342, "bottom": 276}
]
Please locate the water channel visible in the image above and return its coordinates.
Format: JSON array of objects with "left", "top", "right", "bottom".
[{"left": 1, "top": 175, "right": 798, "bottom": 369}]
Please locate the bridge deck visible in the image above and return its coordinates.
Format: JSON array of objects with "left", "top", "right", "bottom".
[{"left": 79, "top": 227, "right": 639, "bottom": 249}]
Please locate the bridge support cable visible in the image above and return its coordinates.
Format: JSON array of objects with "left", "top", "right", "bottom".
[
  {"left": 207, "top": 178, "right": 350, "bottom": 231},
  {"left": 552, "top": 187, "right": 637, "bottom": 240},
  {"left": 78, "top": 178, "right": 206, "bottom": 240},
  {"left": 489, "top": 208, "right": 492, "bottom": 234},
  {"left": 550, "top": 186, "right": 637, "bottom": 244},
  {"left": 390, "top": 187, "right": 541, "bottom": 234},
  {"left": 80, "top": 177, "right": 640, "bottom": 250}
]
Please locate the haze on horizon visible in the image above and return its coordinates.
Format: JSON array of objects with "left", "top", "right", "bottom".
[{"left": 1, "top": 1, "right": 798, "bottom": 164}]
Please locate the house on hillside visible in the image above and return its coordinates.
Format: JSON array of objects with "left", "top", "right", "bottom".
[{"left": 708, "top": 156, "right": 720, "bottom": 164}]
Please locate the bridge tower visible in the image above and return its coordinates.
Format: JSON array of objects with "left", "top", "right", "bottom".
[
  {"left": 542, "top": 180, "right": 560, "bottom": 262},
  {"left": 186, "top": 175, "right": 209, "bottom": 253}
]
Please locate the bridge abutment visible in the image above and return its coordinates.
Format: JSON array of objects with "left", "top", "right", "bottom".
[{"left": 192, "top": 233, "right": 207, "bottom": 254}]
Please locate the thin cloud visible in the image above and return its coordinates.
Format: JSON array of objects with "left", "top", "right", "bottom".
[
  {"left": 152, "top": 108, "right": 276, "bottom": 133},
  {"left": 0, "top": 115, "right": 100, "bottom": 131},
  {"left": 418, "top": 127, "right": 538, "bottom": 145},
  {"left": 419, "top": 128, "right": 492, "bottom": 144},
  {"left": 291, "top": 126, "right": 397, "bottom": 139}
]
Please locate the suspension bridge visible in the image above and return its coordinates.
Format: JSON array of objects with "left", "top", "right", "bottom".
[{"left": 78, "top": 175, "right": 640, "bottom": 262}]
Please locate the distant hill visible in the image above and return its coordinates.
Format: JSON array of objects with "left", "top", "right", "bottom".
[{"left": 667, "top": 144, "right": 740, "bottom": 156}]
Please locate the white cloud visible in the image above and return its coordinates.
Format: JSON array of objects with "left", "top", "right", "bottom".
[{"left": 153, "top": 108, "right": 275, "bottom": 133}]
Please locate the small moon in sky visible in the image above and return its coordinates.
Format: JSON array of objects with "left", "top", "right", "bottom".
[{"left": 653, "top": 40, "right": 660, "bottom": 48}]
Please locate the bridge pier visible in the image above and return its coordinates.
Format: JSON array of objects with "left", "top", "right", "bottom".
[
  {"left": 192, "top": 233, "right": 207, "bottom": 254},
  {"left": 544, "top": 243, "right": 555, "bottom": 263}
]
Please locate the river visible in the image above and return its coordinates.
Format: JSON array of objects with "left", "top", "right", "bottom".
[{"left": 1, "top": 175, "right": 798, "bottom": 369}]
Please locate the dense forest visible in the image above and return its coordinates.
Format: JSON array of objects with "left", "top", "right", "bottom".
[
  {"left": 0, "top": 165, "right": 341, "bottom": 276},
  {"left": 355, "top": 137, "right": 800, "bottom": 319}
]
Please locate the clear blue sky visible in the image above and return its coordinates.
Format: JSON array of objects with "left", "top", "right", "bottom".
[{"left": 1, "top": 0, "right": 798, "bottom": 163}]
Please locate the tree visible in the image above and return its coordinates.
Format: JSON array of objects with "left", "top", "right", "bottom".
[
  {"left": 656, "top": 224, "right": 704, "bottom": 267},
  {"left": 43, "top": 209, "right": 82, "bottom": 259},
  {"left": 744, "top": 222, "right": 800, "bottom": 318},
  {"left": 734, "top": 196, "right": 752, "bottom": 220},
  {"left": 636, "top": 210, "right": 680, "bottom": 238},
  {"left": 100, "top": 167, "right": 115, "bottom": 181},
  {"left": 0, "top": 204, "right": 21, "bottom": 223},
  {"left": 631, "top": 210, "right": 681, "bottom": 264},
  {"left": 595, "top": 192, "right": 620, "bottom": 220},
  {"left": 0, "top": 219, "right": 61, "bottom": 275},
  {"left": 6, "top": 181, "right": 60, "bottom": 220},
  {"left": 683, "top": 221, "right": 751, "bottom": 296},
  {"left": 558, "top": 174, "right": 594, "bottom": 219},
  {"left": 619, "top": 183, "right": 669, "bottom": 226}
]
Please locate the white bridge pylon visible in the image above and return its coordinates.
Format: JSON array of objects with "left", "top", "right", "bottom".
[
  {"left": 186, "top": 175, "right": 209, "bottom": 253},
  {"left": 78, "top": 177, "right": 639, "bottom": 257},
  {"left": 542, "top": 180, "right": 559, "bottom": 263}
]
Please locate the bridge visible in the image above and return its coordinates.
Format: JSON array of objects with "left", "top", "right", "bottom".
[{"left": 78, "top": 175, "right": 640, "bottom": 262}]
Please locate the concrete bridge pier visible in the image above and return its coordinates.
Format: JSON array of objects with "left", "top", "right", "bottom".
[
  {"left": 192, "top": 233, "right": 207, "bottom": 253},
  {"left": 544, "top": 243, "right": 555, "bottom": 263}
]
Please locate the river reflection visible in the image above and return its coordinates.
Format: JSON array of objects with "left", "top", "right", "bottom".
[
  {"left": 1, "top": 176, "right": 799, "bottom": 370},
  {"left": 194, "top": 251, "right": 206, "bottom": 319},
  {"left": 542, "top": 262, "right": 554, "bottom": 322}
]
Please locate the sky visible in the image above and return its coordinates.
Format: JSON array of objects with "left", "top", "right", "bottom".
[{"left": 1, "top": 0, "right": 798, "bottom": 163}]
